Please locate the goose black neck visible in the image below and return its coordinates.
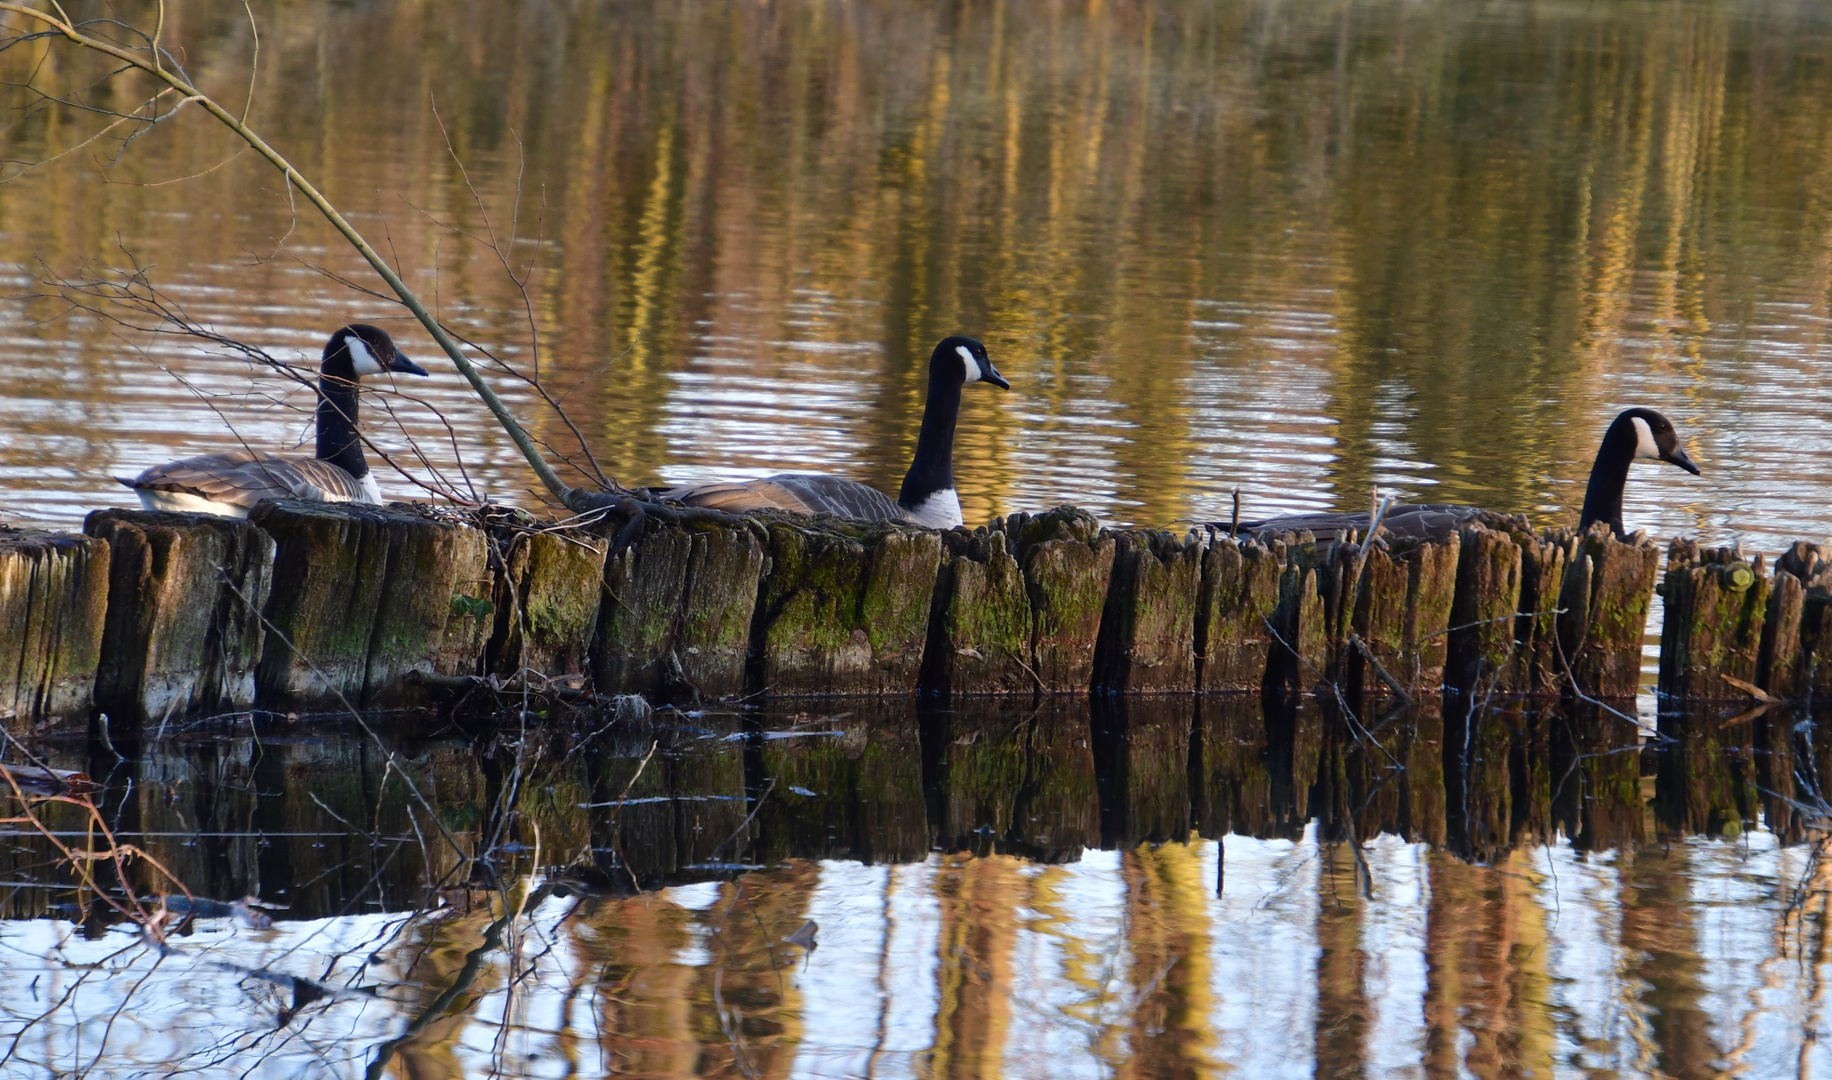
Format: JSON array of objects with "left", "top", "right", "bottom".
[
  {"left": 1577, "top": 421, "right": 1635, "bottom": 537},
  {"left": 897, "top": 366, "right": 962, "bottom": 508},
  {"left": 315, "top": 375, "right": 368, "bottom": 478}
]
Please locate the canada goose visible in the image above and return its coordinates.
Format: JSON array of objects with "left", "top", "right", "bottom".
[
  {"left": 1234, "top": 407, "right": 1700, "bottom": 543},
  {"left": 652, "top": 335, "right": 1009, "bottom": 527},
  {"left": 120, "top": 324, "right": 429, "bottom": 517}
]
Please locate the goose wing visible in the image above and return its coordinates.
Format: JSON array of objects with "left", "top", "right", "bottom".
[
  {"left": 121, "top": 452, "right": 369, "bottom": 510},
  {"left": 657, "top": 473, "right": 908, "bottom": 523},
  {"left": 1238, "top": 503, "right": 1494, "bottom": 545}
]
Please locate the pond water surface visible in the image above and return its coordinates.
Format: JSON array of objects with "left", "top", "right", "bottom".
[{"left": 4, "top": 0, "right": 1832, "bottom": 1076}]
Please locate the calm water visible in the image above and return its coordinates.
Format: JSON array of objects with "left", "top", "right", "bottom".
[
  {"left": 2, "top": 0, "right": 1832, "bottom": 548},
  {"left": 0, "top": 695, "right": 1824, "bottom": 1078},
  {"left": 5, "top": 0, "right": 1832, "bottom": 1075}
]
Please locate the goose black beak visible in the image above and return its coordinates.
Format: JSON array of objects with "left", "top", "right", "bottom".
[
  {"left": 983, "top": 363, "right": 1010, "bottom": 391},
  {"left": 392, "top": 354, "right": 430, "bottom": 377},
  {"left": 1663, "top": 446, "right": 1701, "bottom": 475}
]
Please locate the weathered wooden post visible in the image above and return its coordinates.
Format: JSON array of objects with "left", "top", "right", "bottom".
[
  {"left": 592, "top": 517, "right": 765, "bottom": 698},
  {"left": 1093, "top": 529, "right": 1202, "bottom": 693},
  {"left": 593, "top": 519, "right": 693, "bottom": 694},
  {"left": 1348, "top": 534, "right": 1459, "bottom": 700},
  {"left": 1766, "top": 541, "right": 1832, "bottom": 699},
  {"left": 1010, "top": 507, "right": 1115, "bottom": 694},
  {"left": 1657, "top": 539, "right": 1769, "bottom": 702},
  {"left": 0, "top": 526, "right": 110, "bottom": 733},
  {"left": 251, "top": 501, "right": 492, "bottom": 710},
  {"left": 1266, "top": 532, "right": 1333, "bottom": 699},
  {"left": 1555, "top": 525, "right": 1660, "bottom": 699},
  {"left": 1509, "top": 527, "right": 1575, "bottom": 694},
  {"left": 85, "top": 510, "right": 274, "bottom": 726},
  {"left": 921, "top": 525, "right": 1035, "bottom": 699},
  {"left": 752, "top": 520, "right": 941, "bottom": 695},
  {"left": 1445, "top": 524, "right": 1523, "bottom": 698},
  {"left": 488, "top": 527, "right": 606, "bottom": 679},
  {"left": 1194, "top": 533, "right": 1284, "bottom": 693}
]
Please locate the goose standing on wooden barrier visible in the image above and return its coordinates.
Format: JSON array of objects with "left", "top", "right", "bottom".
[
  {"left": 651, "top": 335, "right": 1009, "bottom": 528},
  {"left": 1233, "top": 407, "right": 1700, "bottom": 542},
  {"left": 120, "top": 324, "right": 429, "bottom": 517}
]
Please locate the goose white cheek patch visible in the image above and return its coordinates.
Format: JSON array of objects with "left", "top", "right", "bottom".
[
  {"left": 347, "top": 336, "right": 384, "bottom": 376},
  {"left": 1631, "top": 416, "right": 1659, "bottom": 459},
  {"left": 957, "top": 345, "right": 981, "bottom": 383}
]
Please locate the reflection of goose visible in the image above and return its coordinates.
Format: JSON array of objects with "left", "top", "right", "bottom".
[
  {"left": 652, "top": 335, "right": 1008, "bottom": 528},
  {"left": 120, "top": 324, "right": 428, "bottom": 517},
  {"left": 1236, "top": 407, "right": 1701, "bottom": 543}
]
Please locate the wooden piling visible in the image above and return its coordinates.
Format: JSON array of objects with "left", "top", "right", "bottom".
[
  {"left": 1010, "top": 507, "right": 1115, "bottom": 694},
  {"left": 921, "top": 525, "right": 1035, "bottom": 699},
  {"left": 1556, "top": 525, "right": 1660, "bottom": 699},
  {"left": 1267, "top": 533, "right": 1333, "bottom": 698},
  {"left": 488, "top": 528, "right": 606, "bottom": 680},
  {"left": 1092, "top": 528, "right": 1202, "bottom": 693},
  {"left": 593, "top": 520, "right": 692, "bottom": 695},
  {"left": 85, "top": 510, "right": 275, "bottom": 726},
  {"left": 1348, "top": 534, "right": 1460, "bottom": 700},
  {"left": 0, "top": 526, "right": 109, "bottom": 732},
  {"left": 1770, "top": 541, "right": 1832, "bottom": 698},
  {"left": 1194, "top": 534, "right": 1284, "bottom": 693},
  {"left": 1510, "top": 528, "right": 1575, "bottom": 694},
  {"left": 251, "top": 501, "right": 492, "bottom": 710},
  {"left": 1657, "top": 539, "right": 1769, "bottom": 702},
  {"left": 1445, "top": 524, "right": 1523, "bottom": 697},
  {"left": 752, "top": 520, "right": 942, "bottom": 695}
]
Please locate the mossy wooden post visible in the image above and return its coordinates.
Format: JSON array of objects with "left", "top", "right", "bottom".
[
  {"left": 0, "top": 528, "right": 109, "bottom": 732},
  {"left": 1092, "top": 529, "right": 1201, "bottom": 693},
  {"left": 252, "top": 501, "right": 492, "bottom": 710},
  {"left": 921, "top": 526, "right": 1035, "bottom": 699},
  {"left": 488, "top": 529, "right": 607, "bottom": 679},
  {"left": 1011, "top": 507, "right": 1115, "bottom": 694},
  {"left": 85, "top": 510, "right": 275, "bottom": 726},
  {"left": 1758, "top": 561, "right": 1808, "bottom": 698},
  {"left": 1657, "top": 539, "right": 1769, "bottom": 702},
  {"left": 1556, "top": 525, "right": 1660, "bottom": 699},
  {"left": 1268, "top": 536, "right": 1332, "bottom": 699},
  {"left": 1347, "top": 534, "right": 1458, "bottom": 701},
  {"left": 753, "top": 520, "right": 942, "bottom": 695},
  {"left": 1195, "top": 534, "right": 1284, "bottom": 693},
  {"left": 593, "top": 521, "right": 693, "bottom": 695},
  {"left": 1770, "top": 542, "right": 1832, "bottom": 698},
  {"left": 676, "top": 523, "right": 766, "bottom": 696},
  {"left": 1511, "top": 528, "right": 1575, "bottom": 694},
  {"left": 1445, "top": 525, "right": 1524, "bottom": 698}
]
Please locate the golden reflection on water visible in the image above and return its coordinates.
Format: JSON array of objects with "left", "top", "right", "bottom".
[
  {"left": 5, "top": 834, "right": 1825, "bottom": 1077},
  {"left": 1, "top": 0, "right": 1832, "bottom": 545}
]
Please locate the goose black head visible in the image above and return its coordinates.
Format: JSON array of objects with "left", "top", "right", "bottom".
[
  {"left": 322, "top": 324, "right": 430, "bottom": 380},
  {"left": 1614, "top": 407, "right": 1699, "bottom": 475},
  {"left": 933, "top": 335, "right": 1008, "bottom": 391}
]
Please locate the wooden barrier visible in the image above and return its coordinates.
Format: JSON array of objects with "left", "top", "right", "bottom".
[{"left": 13, "top": 493, "right": 1832, "bottom": 727}]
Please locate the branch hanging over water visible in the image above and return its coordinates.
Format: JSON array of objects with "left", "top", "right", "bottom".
[{"left": 0, "top": 2, "right": 583, "bottom": 508}]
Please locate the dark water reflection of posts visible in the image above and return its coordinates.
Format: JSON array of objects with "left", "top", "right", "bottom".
[{"left": 0, "top": 695, "right": 1830, "bottom": 1075}]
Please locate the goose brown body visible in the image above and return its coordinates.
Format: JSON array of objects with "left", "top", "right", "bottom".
[
  {"left": 1234, "top": 408, "right": 1700, "bottom": 544},
  {"left": 652, "top": 336, "right": 1007, "bottom": 527}
]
